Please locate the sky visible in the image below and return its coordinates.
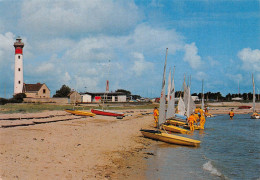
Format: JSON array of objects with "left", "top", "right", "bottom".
[{"left": 0, "top": 0, "right": 259, "bottom": 98}]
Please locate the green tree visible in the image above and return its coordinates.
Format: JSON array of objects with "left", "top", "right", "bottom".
[
  {"left": 9, "top": 93, "right": 26, "bottom": 103},
  {"left": 115, "top": 89, "right": 131, "bottom": 96},
  {"left": 53, "top": 85, "right": 71, "bottom": 97}
]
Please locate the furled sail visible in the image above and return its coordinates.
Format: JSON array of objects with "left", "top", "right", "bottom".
[
  {"left": 166, "top": 67, "right": 175, "bottom": 119},
  {"left": 158, "top": 48, "right": 168, "bottom": 126}
]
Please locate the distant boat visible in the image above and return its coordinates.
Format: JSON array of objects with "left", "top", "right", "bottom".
[
  {"left": 91, "top": 109, "right": 124, "bottom": 117},
  {"left": 65, "top": 109, "right": 95, "bottom": 117}
]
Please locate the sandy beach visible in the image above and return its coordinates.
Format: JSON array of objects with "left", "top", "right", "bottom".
[
  {"left": 0, "top": 103, "right": 259, "bottom": 179},
  {"left": 0, "top": 109, "right": 155, "bottom": 180}
]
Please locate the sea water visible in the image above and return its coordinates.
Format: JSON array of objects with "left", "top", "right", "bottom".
[{"left": 145, "top": 114, "right": 260, "bottom": 180}]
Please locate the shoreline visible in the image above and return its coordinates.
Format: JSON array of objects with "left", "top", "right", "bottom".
[{"left": 0, "top": 104, "right": 259, "bottom": 179}]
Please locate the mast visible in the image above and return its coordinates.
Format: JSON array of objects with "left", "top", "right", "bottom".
[
  {"left": 201, "top": 79, "right": 204, "bottom": 110},
  {"left": 167, "top": 69, "right": 171, "bottom": 103},
  {"left": 158, "top": 48, "right": 168, "bottom": 128},
  {"left": 252, "top": 74, "right": 255, "bottom": 113}
]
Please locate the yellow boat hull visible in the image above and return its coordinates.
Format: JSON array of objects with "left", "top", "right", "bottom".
[
  {"left": 166, "top": 120, "right": 186, "bottom": 126},
  {"left": 140, "top": 129, "right": 200, "bottom": 147},
  {"left": 162, "top": 125, "right": 190, "bottom": 134},
  {"left": 65, "top": 109, "right": 96, "bottom": 117}
]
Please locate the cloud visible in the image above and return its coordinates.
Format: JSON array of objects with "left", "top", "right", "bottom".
[
  {"left": 207, "top": 56, "right": 220, "bottom": 67},
  {"left": 130, "top": 52, "right": 154, "bottom": 76},
  {"left": 194, "top": 71, "right": 208, "bottom": 81},
  {"left": 130, "top": 24, "right": 184, "bottom": 54},
  {"left": 226, "top": 73, "right": 243, "bottom": 83},
  {"left": 34, "top": 63, "right": 55, "bottom": 74},
  {"left": 238, "top": 48, "right": 260, "bottom": 73},
  {"left": 183, "top": 42, "right": 203, "bottom": 69},
  {"left": 0, "top": 32, "right": 15, "bottom": 64},
  {"left": 20, "top": 0, "right": 143, "bottom": 37}
]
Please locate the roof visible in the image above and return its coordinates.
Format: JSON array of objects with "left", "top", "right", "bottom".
[
  {"left": 67, "top": 91, "right": 80, "bottom": 96},
  {"left": 23, "top": 83, "right": 46, "bottom": 92}
]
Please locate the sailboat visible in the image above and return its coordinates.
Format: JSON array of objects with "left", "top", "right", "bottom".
[
  {"left": 163, "top": 67, "right": 191, "bottom": 134},
  {"left": 140, "top": 48, "right": 200, "bottom": 147},
  {"left": 65, "top": 109, "right": 96, "bottom": 117},
  {"left": 251, "top": 74, "right": 260, "bottom": 119}
]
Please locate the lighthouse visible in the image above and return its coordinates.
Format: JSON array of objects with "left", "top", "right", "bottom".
[{"left": 13, "top": 37, "right": 24, "bottom": 95}]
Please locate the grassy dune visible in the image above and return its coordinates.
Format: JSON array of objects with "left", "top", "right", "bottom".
[{"left": 0, "top": 103, "right": 157, "bottom": 114}]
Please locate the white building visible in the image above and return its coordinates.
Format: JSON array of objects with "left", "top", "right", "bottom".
[{"left": 81, "top": 92, "right": 127, "bottom": 103}]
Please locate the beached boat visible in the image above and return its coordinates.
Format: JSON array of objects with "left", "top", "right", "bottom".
[
  {"left": 165, "top": 119, "right": 186, "bottom": 126},
  {"left": 140, "top": 129, "right": 200, "bottom": 147},
  {"left": 238, "top": 106, "right": 252, "bottom": 109},
  {"left": 140, "top": 48, "right": 200, "bottom": 146},
  {"left": 65, "top": 109, "right": 95, "bottom": 117},
  {"left": 91, "top": 109, "right": 124, "bottom": 117},
  {"left": 162, "top": 124, "right": 190, "bottom": 134}
]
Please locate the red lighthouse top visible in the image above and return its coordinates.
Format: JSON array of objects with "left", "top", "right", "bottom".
[{"left": 14, "top": 36, "right": 24, "bottom": 55}]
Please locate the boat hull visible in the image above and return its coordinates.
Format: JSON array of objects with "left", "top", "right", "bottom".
[
  {"left": 65, "top": 109, "right": 95, "bottom": 117},
  {"left": 162, "top": 125, "right": 190, "bottom": 134},
  {"left": 166, "top": 120, "right": 187, "bottom": 126},
  {"left": 140, "top": 129, "right": 200, "bottom": 147},
  {"left": 91, "top": 109, "right": 124, "bottom": 117}
]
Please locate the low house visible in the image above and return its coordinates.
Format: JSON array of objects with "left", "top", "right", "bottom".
[
  {"left": 68, "top": 91, "right": 81, "bottom": 104},
  {"left": 81, "top": 92, "right": 128, "bottom": 103},
  {"left": 23, "top": 83, "right": 50, "bottom": 98}
]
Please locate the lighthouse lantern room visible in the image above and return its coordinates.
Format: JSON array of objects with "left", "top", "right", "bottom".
[{"left": 13, "top": 36, "right": 24, "bottom": 95}]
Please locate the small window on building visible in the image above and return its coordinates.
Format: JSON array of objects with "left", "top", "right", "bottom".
[
  {"left": 18, "top": 68, "right": 20, "bottom": 71},
  {"left": 18, "top": 81, "right": 20, "bottom": 84},
  {"left": 43, "top": 89, "right": 46, "bottom": 94},
  {"left": 18, "top": 56, "right": 20, "bottom": 59}
]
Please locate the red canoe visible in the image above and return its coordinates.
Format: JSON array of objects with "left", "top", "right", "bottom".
[
  {"left": 238, "top": 106, "right": 252, "bottom": 109},
  {"left": 91, "top": 109, "right": 124, "bottom": 117}
]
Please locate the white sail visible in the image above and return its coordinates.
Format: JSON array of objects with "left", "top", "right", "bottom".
[
  {"left": 183, "top": 79, "right": 195, "bottom": 117},
  {"left": 183, "top": 80, "right": 189, "bottom": 113},
  {"left": 189, "top": 92, "right": 196, "bottom": 116},
  {"left": 167, "top": 69, "right": 171, "bottom": 103},
  {"left": 158, "top": 48, "right": 168, "bottom": 126},
  {"left": 166, "top": 67, "right": 175, "bottom": 119},
  {"left": 177, "top": 97, "right": 185, "bottom": 116},
  {"left": 252, "top": 74, "right": 255, "bottom": 113}
]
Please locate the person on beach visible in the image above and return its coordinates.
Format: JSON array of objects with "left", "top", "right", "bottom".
[
  {"left": 194, "top": 107, "right": 200, "bottom": 124},
  {"left": 229, "top": 109, "right": 235, "bottom": 120},
  {"left": 153, "top": 107, "right": 159, "bottom": 128},
  {"left": 199, "top": 114, "right": 206, "bottom": 130},
  {"left": 188, "top": 113, "right": 195, "bottom": 131},
  {"left": 199, "top": 108, "right": 204, "bottom": 116}
]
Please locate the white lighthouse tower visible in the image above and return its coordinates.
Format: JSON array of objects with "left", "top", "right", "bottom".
[{"left": 13, "top": 37, "right": 24, "bottom": 95}]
